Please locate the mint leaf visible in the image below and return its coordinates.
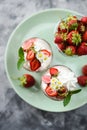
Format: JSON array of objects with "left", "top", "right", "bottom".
[
  {"left": 17, "top": 58, "right": 25, "bottom": 70},
  {"left": 18, "top": 47, "right": 24, "bottom": 58},
  {"left": 63, "top": 94, "right": 71, "bottom": 107},
  {"left": 17, "top": 47, "right": 25, "bottom": 70},
  {"left": 70, "top": 89, "right": 81, "bottom": 95}
]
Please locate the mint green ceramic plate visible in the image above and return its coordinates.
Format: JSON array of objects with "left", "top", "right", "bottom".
[{"left": 5, "top": 9, "right": 87, "bottom": 112}]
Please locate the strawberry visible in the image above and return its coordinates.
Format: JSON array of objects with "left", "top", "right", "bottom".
[
  {"left": 82, "top": 65, "right": 87, "bottom": 76},
  {"left": 77, "top": 42, "right": 87, "bottom": 55},
  {"left": 68, "top": 19, "right": 78, "bottom": 30},
  {"left": 77, "top": 75, "right": 87, "bottom": 86},
  {"left": 82, "top": 31, "right": 87, "bottom": 42},
  {"left": 18, "top": 74, "right": 35, "bottom": 88},
  {"left": 30, "top": 58, "right": 41, "bottom": 71},
  {"left": 50, "top": 67, "right": 58, "bottom": 76},
  {"left": 57, "top": 43, "right": 65, "bottom": 51},
  {"left": 42, "top": 75, "right": 51, "bottom": 84},
  {"left": 54, "top": 36, "right": 63, "bottom": 43},
  {"left": 58, "top": 21, "right": 67, "bottom": 33},
  {"left": 77, "top": 21, "right": 85, "bottom": 33},
  {"left": 22, "top": 38, "right": 36, "bottom": 51},
  {"left": 65, "top": 46, "right": 76, "bottom": 56},
  {"left": 45, "top": 86, "right": 58, "bottom": 97},
  {"left": 66, "top": 15, "right": 77, "bottom": 22},
  {"left": 81, "top": 16, "right": 87, "bottom": 25},
  {"left": 40, "top": 49, "right": 51, "bottom": 56},
  {"left": 26, "top": 49, "right": 35, "bottom": 61},
  {"left": 67, "top": 31, "right": 81, "bottom": 46}
]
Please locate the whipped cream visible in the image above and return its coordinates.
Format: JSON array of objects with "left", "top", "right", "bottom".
[
  {"left": 23, "top": 38, "right": 52, "bottom": 71},
  {"left": 41, "top": 65, "right": 78, "bottom": 91}
]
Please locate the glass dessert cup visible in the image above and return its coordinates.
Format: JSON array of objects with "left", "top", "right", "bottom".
[
  {"left": 41, "top": 65, "right": 78, "bottom": 101},
  {"left": 54, "top": 15, "right": 87, "bottom": 57},
  {"left": 22, "top": 37, "right": 53, "bottom": 72}
]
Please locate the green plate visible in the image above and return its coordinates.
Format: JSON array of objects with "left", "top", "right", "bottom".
[{"left": 5, "top": 9, "right": 87, "bottom": 112}]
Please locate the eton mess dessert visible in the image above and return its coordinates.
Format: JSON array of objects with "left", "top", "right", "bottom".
[
  {"left": 17, "top": 37, "right": 52, "bottom": 71},
  {"left": 41, "top": 65, "right": 81, "bottom": 106},
  {"left": 54, "top": 15, "right": 87, "bottom": 56}
]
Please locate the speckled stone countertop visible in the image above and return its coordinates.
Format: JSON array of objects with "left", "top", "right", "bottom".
[{"left": 1, "top": 0, "right": 87, "bottom": 130}]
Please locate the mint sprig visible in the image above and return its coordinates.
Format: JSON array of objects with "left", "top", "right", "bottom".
[
  {"left": 17, "top": 47, "right": 25, "bottom": 70},
  {"left": 63, "top": 89, "right": 81, "bottom": 107}
]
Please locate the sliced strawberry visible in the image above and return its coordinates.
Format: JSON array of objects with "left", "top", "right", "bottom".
[
  {"left": 82, "top": 65, "right": 87, "bottom": 76},
  {"left": 82, "top": 31, "right": 87, "bottom": 42},
  {"left": 45, "top": 86, "right": 58, "bottom": 97},
  {"left": 42, "top": 75, "right": 51, "bottom": 84},
  {"left": 67, "top": 31, "right": 81, "bottom": 46},
  {"left": 18, "top": 74, "right": 35, "bottom": 88},
  {"left": 65, "top": 46, "right": 76, "bottom": 56},
  {"left": 50, "top": 67, "right": 58, "bottom": 76},
  {"left": 30, "top": 58, "right": 41, "bottom": 71},
  {"left": 81, "top": 16, "right": 87, "bottom": 25},
  {"left": 41, "top": 49, "right": 51, "bottom": 56},
  {"left": 22, "top": 38, "right": 37, "bottom": 51},
  {"left": 77, "top": 75, "right": 87, "bottom": 86},
  {"left": 26, "top": 50, "right": 35, "bottom": 61}
]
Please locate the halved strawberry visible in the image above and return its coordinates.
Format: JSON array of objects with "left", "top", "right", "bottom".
[
  {"left": 26, "top": 49, "right": 35, "bottom": 61},
  {"left": 41, "top": 49, "right": 51, "bottom": 56},
  {"left": 18, "top": 74, "right": 35, "bottom": 88},
  {"left": 42, "top": 75, "right": 51, "bottom": 84},
  {"left": 45, "top": 86, "right": 58, "bottom": 97},
  {"left": 50, "top": 67, "right": 58, "bottom": 76},
  {"left": 67, "top": 31, "right": 81, "bottom": 46},
  {"left": 30, "top": 58, "right": 41, "bottom": 71},
  {"left": 81, "top": 16, "right": 87, "bottom": 25},
  {"left": 82, "top": 31, "right": 87, "bottom": 42},
  {"left": 65, "top": 46, "right": 76, "bottom": 56},
  {"left": 22, "top": 38, "right": 37, "bottom": 51}
]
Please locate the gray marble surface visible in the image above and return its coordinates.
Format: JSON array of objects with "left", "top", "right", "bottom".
[{"left": 1, "top": 0, "right": 87, "bottom": 130}]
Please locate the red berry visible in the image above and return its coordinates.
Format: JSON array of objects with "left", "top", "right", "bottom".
[
  {"left": 30, "top": 58, "right": 41, "bottom": 71},
  {"left": 42, "top": 75, "right": 51, "bottom": 84},
  {"left": 18, "top": 74, "right": 35, "bottom": 88},
  {"left": 45, "top": 86, "right": 58, "bottom": 97},
  {"left": 82, "top": 31, "right": 87, "bottom": 42},
  {"left": 22, "top": 38, "right": 36, "bottom": 51},
  {"left": 67, "top": 31, "right": 81, "bottom": 46},
  {"left": 50, "top": 67, "right": 58, "bottom": 76},
  {"left": 82, "top": 65, "right": 87, "bottom": 76},
  {"left": 77, "top": 75, "right": 87, "bottom": 86},
  {"left": 54, "top": 36, "right": 63, "bottom": 44},
  {"left": 65, "top": 46, "right": 76, "bottom": 56},
  {"left": 81, "top": 16, "right": 87, "bottom": 25},
  {"left": 40, "top": 49, "right": 51, "bottom": 56},
  {"left": 57, "top": 43, "right": 65, "bottom": 51},
  {"left": 68, "top": 19, "right": 78, "bottom": 30},
  {"left": 77, "top": 42, "right": 87, "bottom": 56},
  {"left": 26, "top": 50, "right": 35, "bottom": 61}
]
